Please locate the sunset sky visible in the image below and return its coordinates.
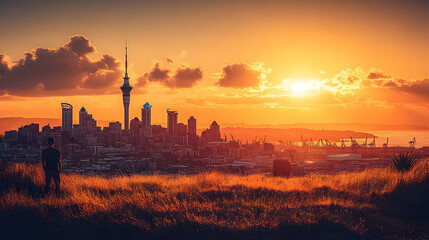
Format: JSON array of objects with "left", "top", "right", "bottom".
[{"left": 1, "top": 0, "right": 428, "bottom": 127}]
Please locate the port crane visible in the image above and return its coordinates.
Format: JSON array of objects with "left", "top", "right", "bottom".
[
  {"left": 325, "top": 139, "right": 332, "bottom": 147},
  {"left": 368, "top": 137, "right": 376, "bottom": 148},
  {"left": 350, "top": 137, "right": 360, "bottom": 148},
  {"left": 409, "top": 137, "right": 416, "bottom": 148},
  {"left": 300, "top": 134, "right": 303, "bottom": 144},
  {"left": 362, "top": 137, "right": 368, "bottom": 148},
  {"left": 383, "top": 138, "right": 389, "bottom": 148},
  {"left": 230, "top": 133, "right": 235, "bottom": 142},
  {"left": 340, "top": 139, "right": 346, "bottom": 148}
]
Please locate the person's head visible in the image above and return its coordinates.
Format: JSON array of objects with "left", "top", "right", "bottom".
[{"left": 46, "top": 137, "right": 55, "bottom": 146}]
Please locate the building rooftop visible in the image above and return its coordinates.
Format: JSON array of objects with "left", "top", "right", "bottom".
[{"left": 144, "top": 102, "right": 152, "bottom": 108}]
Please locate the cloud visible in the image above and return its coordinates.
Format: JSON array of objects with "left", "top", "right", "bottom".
[
  {"left": 172, "top": 67, "right": 203, "bottom": 88},
  {"left": 65, "top": 35, "right": 95, "bottom": 57},
  {"left": 137, "top": 63, "right": 202, "bottom": 89},
  {"left": 395, "top": 79, "right": 429, "bottom": 97},
  {"left": 320, "top": 67, "right": 366, "bottom": 95},
  {"left": 367, "top": 71, "right": 392, "bottom": 79},
  {"left": 382, "top": 80, "right": 398, "bottom": 87},
  {"left": 318, "top": 67, "right": 401, "bottom": 95},
  {"left": 320, "top": 68, "right": 429, "bottom": 104},
  {"left": 216, "top": 63, "right": 269, "bottom": 88},
  {"left": 0, "top": 35, "right": 122, "bottom": 96},
  {"left": 142, "top": 63, "right": 170, "bottom": 84}
]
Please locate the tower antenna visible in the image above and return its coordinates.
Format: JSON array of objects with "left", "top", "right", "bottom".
[{"left": 125, "top": 40, "right": 128, "bottom": 75}]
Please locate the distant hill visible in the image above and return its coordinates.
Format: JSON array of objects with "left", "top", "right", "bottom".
[
  {"left": 217, "top": 123, "right": 429, "bottom": 131},
  {"left": 219, "top": 127, "right": 374, "bottom": 143}
]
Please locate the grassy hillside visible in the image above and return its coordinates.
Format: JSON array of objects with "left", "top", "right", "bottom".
[{"left": 1, "top": 161, "right": 428, "bottom": 239}]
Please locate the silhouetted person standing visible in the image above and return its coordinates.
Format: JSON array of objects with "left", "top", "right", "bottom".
[{"left": 42, "top": 137, "right": 61, "bottom": 195}]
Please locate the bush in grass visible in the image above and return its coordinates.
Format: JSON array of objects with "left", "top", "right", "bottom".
[{"left": 391, "top": 152, "right": 418, "bottom": 172}]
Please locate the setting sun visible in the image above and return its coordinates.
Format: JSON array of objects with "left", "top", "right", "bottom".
[{"left": 290, "top": 80, "right": 316, "bottom": 97}]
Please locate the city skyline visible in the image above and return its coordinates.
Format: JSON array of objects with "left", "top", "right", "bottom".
[
  {"left": 1, "top": 0, "right": 429, "bottom": 126},
  {"left": 1, "top": 2, "right": 428, "bottom": 238}
]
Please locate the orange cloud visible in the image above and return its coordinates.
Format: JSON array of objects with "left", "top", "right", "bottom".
[
  {"left": 0, "top": 35, "right": 122, "bottom": 96},
  {"left": 216, "top": 63, "right": 270, "bottom": 88},
  {"left": 137, "top": 62, "right": 202, "bottom": 89}
]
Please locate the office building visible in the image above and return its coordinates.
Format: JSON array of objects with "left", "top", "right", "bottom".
[
  {"left": 141, "top": 102, "right": 152, "bottom": 137},
  {"left": 187, "top": 116, "right": 197, "bottom": 136},
  {"left": 61, "top": 103, "right": 73, "bottom": 132},
  {"left": 167, "top": 110, "right": 178, "bottom": 135}
]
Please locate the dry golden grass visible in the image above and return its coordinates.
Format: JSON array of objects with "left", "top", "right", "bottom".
[{"left": 1, "top": 159, "right": 428, "bottom": 239}]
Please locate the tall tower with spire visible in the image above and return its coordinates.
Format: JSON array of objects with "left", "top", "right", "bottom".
[{"left": 120, "top": 42, "right": 133, "bottom": 131}]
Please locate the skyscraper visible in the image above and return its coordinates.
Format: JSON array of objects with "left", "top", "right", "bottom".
[
  {"left": 79, "top": 106, "right": 87, "bottom": 127},
  {"left": 120, "top": 42, "right": 133, "bottom": 131},
  {"left": 141, "top": 102, "right": 152, "bottom": 137},
  {"left": 61, "top": 103, "right": 73, "bottom": 132},
  {"left": 130, "top": 117, "right": 141, "bottom": 132},
  {"left": 167, "top": 110, "right": 178, "bottom": 135},
  {"left": 79, "top": 106, "right": 97, "bottom": 135},
  {"left": 210, "top": 121, "right": 221, "bottom": 141},
  {"left": 187, "top": 116, "right": 197, "bottom": 136},
  {"left": 177, "top": 123, "right": 187, "bottom": 136}
]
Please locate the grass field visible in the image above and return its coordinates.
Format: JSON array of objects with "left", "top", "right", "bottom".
[{"left": 1, "top": 160, "right": 428, "bottom": 239}]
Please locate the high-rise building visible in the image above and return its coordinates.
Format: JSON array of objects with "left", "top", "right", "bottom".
[
  {"left": 210, "top": 121, "right": 221, "bottom": 141},
  {"left": 109, "top": 121, "right": 122, "bottom": 143},
  {"left": 177, "top": 123, "right": 187, "bottom": 136},
  {"left": 130, "top": 117, "right": 141, "bottom": 132},
  {"left": 120, "top": 42, "right": 133, "bottom": 130},
  {"left": 79, "top": 106, "right": 97, "bottom": 135},
  {"left": 61, "top": 103, "right": 73, "bottom": 132},
  {"left": 187, "top": 116, "right": 197, "bottom": 136},
  {"left": 18, "top": 123, "right": 39, "bottom": 144},
  {"left": 79, "top": 106, "right": 86, "bottom": 127},
  {"left": 167, "top": 110, "right": 178, "bottom": 135},
  {"left": 141, "top": 102, "right": 152, "bottom": 137},
  {"left": 109, "top": 121, "right": 122, "bottom": 134}
]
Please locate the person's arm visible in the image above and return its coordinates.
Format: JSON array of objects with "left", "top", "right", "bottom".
[
  {"left": 42, "top": 150, "right": 46, "bottom": 170},
  {"left": 58, "top": 151, "right": 62, "bottom": 173}
]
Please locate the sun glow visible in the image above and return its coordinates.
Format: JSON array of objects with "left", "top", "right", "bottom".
[
  {"left": 290, "top": 81, "right": 313, "bottom": 96},
  {"left": 279, "top": 79, "right": 321, "bottom": 97}
]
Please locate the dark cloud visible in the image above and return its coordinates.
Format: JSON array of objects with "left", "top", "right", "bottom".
[
  {"left": 145, "top": 63, "right": 170, "bottom": 83},
  {"left": 171, "top": 67, "right": 202, "bottom": 88},
  {"left": 0, "top": 35, "right": 122, "bottom": 96},
  {"left": 217, "top": 64, "right": 262, "bottom": 88},
  {"left": 362, "top": 78, "right": 429, "bottom": 103},
  {"left": 136, "top": 63, "right": 170, "bottom": 87},
  {"left": 398, "top": 79, "right": 429, "bottom": 97},
  {"left": 0, "top": 55, "right": 9, "bottom": 79},
  {"left": 367, "top": 71, "right": 392, "bottom": 79},
  {"left": 137, "top": 63, "right": 202, "bottom": 89},
  {"left": 65, "top": 35, "right": 95, "bottom": 57},
  {"left": 382, "top": 80, "right": 398, "bottom": 87},
  {"left": 81, "top": 55, "right": 122, "bottom": 89}
]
